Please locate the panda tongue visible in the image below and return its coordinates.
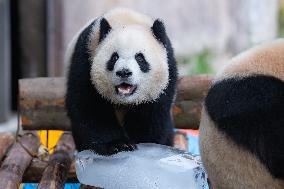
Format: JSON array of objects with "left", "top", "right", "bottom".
[{"left": 118, "top": 85, "right": 132, "bottom": 95}]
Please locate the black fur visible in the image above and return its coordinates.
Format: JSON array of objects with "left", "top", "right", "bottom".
[
  {"left": 135, "top": 53, "right": 150, "bottom": 73},
  {"left": 66, "top": 18, "right": 177, "bottom": 155},
  {"left": 99, "top": 18, "right": 111, "bottom": 43},
  {"left": 205, "top": 75, "right": 284, "bottom": 179},
  {"left": 116, "top": 68, "right": 132, "bottom": 78},
  {"left": 106, "top": 52, "right": 119, "bottom": 71},
  {"left": 151, "top": 19, "right": 168, "bottom": 48}
]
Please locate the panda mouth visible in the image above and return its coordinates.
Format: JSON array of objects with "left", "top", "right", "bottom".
[{"left": 115, "top": 83, "right": 137, "bottom": 96}]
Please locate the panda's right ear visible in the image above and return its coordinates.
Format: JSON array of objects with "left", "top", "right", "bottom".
[
  {"left": 99, "top": 18, "right": 112, "bottom": 43},
  {"left": 151, "top": 19, "right": 167, "bottom": 47}
]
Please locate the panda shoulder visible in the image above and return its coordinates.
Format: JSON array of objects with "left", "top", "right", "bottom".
[
  {"left": 216, "top": 39, "right": 284, "bottom": 81},
  {"left": 63, "top": 18, "right": 100, "bottom": 76}
]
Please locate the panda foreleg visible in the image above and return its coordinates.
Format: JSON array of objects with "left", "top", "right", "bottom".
[
  {"left": 71, "top": 118, "right": 137, "bottom": 155},
  {"left": 124, "top": 109, "right": 174, "bottom": 146}
]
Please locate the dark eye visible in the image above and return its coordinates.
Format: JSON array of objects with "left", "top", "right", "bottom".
[
  {"left": 135, "top": 53, "right": 145, "bottom": 63},
  {"left": 107, "top": 52, "right": 119, "bottom": 71},
  {"left": 135, "top": 53, "right": 150, "bottom": 73},
  {"left": 111, "top": 52, "right": 119, "bottom": 62}
]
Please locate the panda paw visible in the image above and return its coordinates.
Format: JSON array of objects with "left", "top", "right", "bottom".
[{"left": 93, "top": 140, "right": 137, "bottom": 156}]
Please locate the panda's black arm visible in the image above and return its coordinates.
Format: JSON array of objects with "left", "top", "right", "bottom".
[
  {"left": 70, "top": 117, "right": 133, "bottom": 154},
  {"left": 65, "top": 79, "right": 135, "bottom": 154},
  {"left": 66, "top": 97, "right": 136, "bottom": 155},
  {"left": 124, "top": 98, "right": 175, "bottom": 146},
  {"left": 123, "top": 56, "right": 178, "bottom": 146}
]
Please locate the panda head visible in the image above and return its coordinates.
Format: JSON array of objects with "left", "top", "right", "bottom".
[{"left": 90, "top": 18, "right": 170, "bottom": 105}]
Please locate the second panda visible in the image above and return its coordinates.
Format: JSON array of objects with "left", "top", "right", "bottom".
[
  {"left": 65, "top": 8, "right": 177, "bottom": 155},
  {"left": 200, "top": 40, "right": 284, "bottom": 189}
]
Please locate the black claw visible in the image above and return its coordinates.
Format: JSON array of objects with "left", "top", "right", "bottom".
[
  {"left": 127, "top": 144, "right": 136, "bottom": 151},
  {"left": 112, "top": 147, "right": 119, "bottom": 154},
  {"left": 91, "top": 140, "right": 137, "bottom": 156}
]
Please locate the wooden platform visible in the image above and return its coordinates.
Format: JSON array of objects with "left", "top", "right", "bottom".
[
  {"left": 0, "top": 75, "right": 212, "bottom": 189},
  {"left": 0, "top": 131, "right": 188, "bottom": 189}
]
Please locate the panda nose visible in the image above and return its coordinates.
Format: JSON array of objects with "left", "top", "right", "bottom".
[{"left": 116, "top": 69, "right": 132, "bottom": 78}]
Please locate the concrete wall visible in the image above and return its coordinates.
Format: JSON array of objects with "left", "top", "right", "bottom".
[
  {"left": 18, "top": 0, "right": 46, "bottom": 78},
  {"left": 0, "top": 0, "right": 11, "bottom": 122},
  {"left": 61, "top": 0, "right": 279, "bottom": 58}
]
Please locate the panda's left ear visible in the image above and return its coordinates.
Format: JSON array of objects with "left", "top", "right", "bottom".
[
  {"left": 99, "top": 18, "right": 112, "bottom": 43},
  {"left": 151, "top": 19, "right": 168, "bottom": 47}
]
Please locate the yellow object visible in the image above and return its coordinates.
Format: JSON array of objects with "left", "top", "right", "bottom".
[{"left": 38, "top": 130, "right": 64, "bottom": 153}]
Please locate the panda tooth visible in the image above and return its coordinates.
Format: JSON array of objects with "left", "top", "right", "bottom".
[{"left": 118, "top": 87, "right": 131, "bottom": 95}]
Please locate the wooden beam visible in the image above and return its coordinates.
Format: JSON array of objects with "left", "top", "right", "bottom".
[
  {"left": 0, "top": 132, "right": 14, "bottom": 161},
  {"left": 0, "top": 0, "right": 11, "bottom": 122},
  {"left": 0, "top": 132, "right": 40, "bottom": 189},
  {"left": 37, "top": 132, "right": 75, "bottom": 189},
  {"left": 46, "top": 0, "right": 64, "bottom": 76},
  {"left": 176, "top": 75, "right": 212, "bottom": 100},
  {"left": 173, "top": 100, "right": 202, "bottom": 129},
  {"left": 18, "top": 0, "right": 47, "bottom": 77},
  {"left": 19, "top": 76, "right": 213, "bottom": 130},
  {"left": 23, "top": 159, "right": 78, "bottom": 183},
  {"left": 19, "top": 77, "right": 70, "bottom": 130}
]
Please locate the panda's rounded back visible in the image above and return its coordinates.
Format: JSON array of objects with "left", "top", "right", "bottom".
[
  {"left": 200, "top": 40, "right": 284, "bottom": 189},
  {"left": 199, "top": 109, "right": 284, "bottom": 189},
  {"left": 216, "top": 39, "right": 284, "bottom": 82}
]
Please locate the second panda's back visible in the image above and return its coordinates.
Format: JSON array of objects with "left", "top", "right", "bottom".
[{"left": 216, "top": 39, "right": 284, "bottom": 82}]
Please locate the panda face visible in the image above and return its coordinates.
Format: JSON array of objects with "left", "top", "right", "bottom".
[{"left": 90, "top": 25, "right": 169, "bottom": 105}]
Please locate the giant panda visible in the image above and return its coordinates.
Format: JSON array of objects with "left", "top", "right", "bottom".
[
  {"left": 199, "top": 39, "right": 284, "bottom": 189},
  {"left": 65, "top": 8, "right": 177, "bottom": 155}
]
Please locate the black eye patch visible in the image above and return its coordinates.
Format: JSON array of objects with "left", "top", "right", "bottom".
[
  {"left": 106, "top": 52, "right": 119, "bottom": 71},
  {"left": 135, "top": 53, "right": 150, "bottom": 73}
]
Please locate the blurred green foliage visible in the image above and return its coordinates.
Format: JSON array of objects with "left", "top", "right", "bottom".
[
  {"left": 279, "top": 1, "right": 284, "bottom": 37},
  {"left": 178, "top": 49, "right": 214, "bottom": 75}
]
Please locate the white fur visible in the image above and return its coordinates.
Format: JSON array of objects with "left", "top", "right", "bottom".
[
  {"left": 91, "top": 25, "right": 168, "bottom": 105},
  {"left": 65, "top": 8, "right": 169, "bottom": 105},
  {"left": 65, "top": 7, "right": 154, "bottom": 74},
  {"left": 88, "top": 7, "right": 153, "bottom": 58}
]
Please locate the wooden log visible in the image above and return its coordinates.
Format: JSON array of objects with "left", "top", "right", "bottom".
[
  {"left": 176, "top": 75, "right": 212, "bottom": 101},
  {"left": 173, "top": 100, "right": 202, "bottom": 129},
  {"left": 19, "top": 77, "right": 70, "bottom": 131},
  {"left": 0, "top": 132, "right": 40, "bottom": 189},
  {"left": 23, "top": 159, "right": 78, "bottom": 183},
  {"left": 37, "top": 132, "right": 75, "bottom": 189},
  {"left": 19, "top": 76, "right": 213, "bottom": 130},
  {"left": 36, "top": 132, "right": 75, "bottom": 187},
  {"left": 0, "top": 132, "right": 14, "bottom": 161},
  {"left": 22, "top": 158, "right": 48, "bottom": 183}
]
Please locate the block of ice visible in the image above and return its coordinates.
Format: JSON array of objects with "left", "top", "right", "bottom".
[{"left": 75, "top": 143, "right": 207, "bottom": 189}]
